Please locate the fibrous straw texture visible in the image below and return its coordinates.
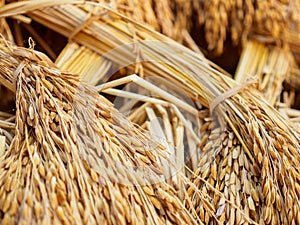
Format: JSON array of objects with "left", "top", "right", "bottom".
[
  {"left": 0, "top": 39, "right": 196, "bottom": 225},
  {"left": 234, "top": 40, "right": 292, "bottom": 105}
]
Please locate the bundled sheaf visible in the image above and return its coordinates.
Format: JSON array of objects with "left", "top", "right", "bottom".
[
  {"left": 188, "top": 110, "right": 300, "bottom": 224},
  {"left": 1, "top": 1, "right": 300, "bottom": 225},
  {"left": 193, "top": 0, "right": 300, "bottom": 55},
  {"left": 0, "top": 40, "right": 197, "bottom": 225}
]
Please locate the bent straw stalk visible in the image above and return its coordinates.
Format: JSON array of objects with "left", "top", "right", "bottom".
[{"left": 0, "top": 38, "right": 197, "bottom": 225}]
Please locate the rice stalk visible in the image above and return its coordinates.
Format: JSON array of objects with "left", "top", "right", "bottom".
[
  {"left": 55, "top": 42, "right": 112, "bottom": 85},
  {"left": 235, "top": 40, "right": 292, "bottom": 105}
]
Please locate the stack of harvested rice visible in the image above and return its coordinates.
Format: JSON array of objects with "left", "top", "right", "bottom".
[
  {"left": 1, "top": 1, "right": 300, "bottom": 225},
  {"left": 2, "top": 1, "right": 207, "bottom": 174},
  {"left": 0, "top": 38, "right": 197, "bottom": 225}
]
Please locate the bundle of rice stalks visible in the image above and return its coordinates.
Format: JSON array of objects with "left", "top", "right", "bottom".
[
  {"left": 2, "top": 0, "right": 199, "bottom": 52},
  {"left": 187, "top": 95, "right": 300, "bottom": 224},
  {"left": 0, "top": 1, "right": 208, "bottom": 176},
  {"left": 0, "top": 0, "right": 292, "bottom": 160},
  {"left": 0, "top": 38, "right": 198, "bottom": 225},
  {"left": 193, "top": 0, "right": 300, "bottom": 55},
  {"left": 2, "top": 1, "right": 300, "bottom": 225}
]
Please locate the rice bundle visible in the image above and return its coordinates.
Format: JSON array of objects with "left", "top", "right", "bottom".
[
  {"left": 5, "top": 1, "right": 208, "bottom": 175},
  {"left": 1, "top": 1, "right": 300, "bottom": 225},
  {"left": 1, "top": 0, "right": 295, "bottom": 155},
  {"left": 193, "top": 0, "right": 300, "bottom": 55},
  {"left": 187, "top": 93, "right": 300, "bottom": 224},
  {"left": 0, "top": 38, "right": 197, "bottom": 225}
]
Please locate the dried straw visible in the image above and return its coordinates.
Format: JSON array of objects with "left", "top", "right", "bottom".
[{"left": 235, "top": 40, "right": 292, "bottom": 105}]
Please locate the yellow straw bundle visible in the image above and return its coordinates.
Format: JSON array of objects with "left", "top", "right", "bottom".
[{"left": 0, "top": 38, "right": 197, "bottom": 225}]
